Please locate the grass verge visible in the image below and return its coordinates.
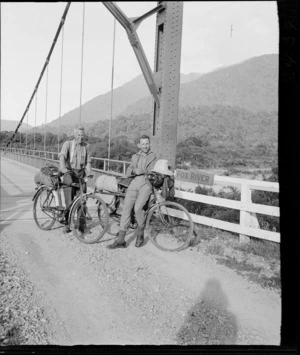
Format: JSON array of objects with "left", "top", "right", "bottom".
[{"left": 190, "top": 225, "right": 281, "bottom": 291}]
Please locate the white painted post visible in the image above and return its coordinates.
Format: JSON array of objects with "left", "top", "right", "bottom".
[{"left": 239, "top": 183, "right": 260, "bottom": 242}]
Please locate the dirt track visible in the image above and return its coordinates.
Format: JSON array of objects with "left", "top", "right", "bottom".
[
  {"left": 0, "top": 158, "right": 281, "bottom": 345},
  {"left": 1, "top": 222, "right": 281, "bottom": 345}
]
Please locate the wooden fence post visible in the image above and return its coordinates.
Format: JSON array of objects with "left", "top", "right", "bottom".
[{"left": 239, "top": 183, "right": 260, "bottom": 242}]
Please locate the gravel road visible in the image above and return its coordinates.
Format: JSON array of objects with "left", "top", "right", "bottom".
[{"left": 0, "top": 218, "right": 281, "bottom": 346}]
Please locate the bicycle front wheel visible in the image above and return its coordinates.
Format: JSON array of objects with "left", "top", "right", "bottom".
[
  {"left": 70, "top": 194, "right": 109, "bottom": 244},
  {"left": 145, "top": 201, "right": 194, "bottom": 252},
  {"left": 33, "top": 186, "right": 56, "bottom": 230}
]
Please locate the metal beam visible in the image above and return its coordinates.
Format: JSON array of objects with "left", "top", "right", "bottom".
[
  {"left": 131, "top": 3, "right": 165, "bottom": 27},
  {"left": 102, "top": 2, "right": 183, "bottom": 169},
  {"left": 152, "top": 2, "right": 183, "bottom": 168},
  {"left": 102, "top": 2, "right": 161, "bottom": 108}
]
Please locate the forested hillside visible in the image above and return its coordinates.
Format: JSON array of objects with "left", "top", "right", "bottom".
[
  {"left": 84, "top": 104, "right": 277, "bottom": 169},
  {"left": 2, "top": 102, "right": 277, "bottom": 171}
]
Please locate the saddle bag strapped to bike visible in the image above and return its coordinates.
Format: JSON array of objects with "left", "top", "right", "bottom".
[
  {"left": 34, "top": 163, "right": 61, "bottom": 189},
  {"left": 95, "top": 174, "right": 119, "bottom": 207},
  {"left": 147, "top": 172, "right": 175, "bottom": 200},
  {"left": 147, "top": 172, "right": 164, "bottom": 188}
]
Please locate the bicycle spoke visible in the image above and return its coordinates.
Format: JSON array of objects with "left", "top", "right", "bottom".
[
  {"left": 33, "top": 187, "right": 56, "bottom": 230},
  {"left": 71, "top": 194, "right": 109, "bottom": 244},
  {"left": 146, "top": 201, "right": 193, "bottom": 252}
]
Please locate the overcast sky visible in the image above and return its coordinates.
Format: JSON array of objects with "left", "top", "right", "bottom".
[{"left": 1, "top": 1, "right": 279, "bottom": 127}]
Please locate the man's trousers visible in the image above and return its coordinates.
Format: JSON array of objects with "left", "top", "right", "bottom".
[
  {"left": 119, "top": 182, "right": 152, "bottom": 231},
  {"left": 62, "top": 172, "right": 86, "bottom": 210}
]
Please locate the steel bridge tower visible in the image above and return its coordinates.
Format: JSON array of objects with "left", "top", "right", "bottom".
[{"left": 104, "top": 1, "right": 183, "bottom": 169}]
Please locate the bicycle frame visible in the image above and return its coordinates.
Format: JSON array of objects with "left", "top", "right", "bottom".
[
  {"left": 33, "top": 170, "right": 88, "bottom": 218},
  {"left": 96, "top": 185, "right": 158, "bottom": 220}
]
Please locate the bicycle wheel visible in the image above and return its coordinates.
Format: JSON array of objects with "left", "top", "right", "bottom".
[
  {"left": 33, "top": 186, "right": 56, "bottom": 230},
  {"left": 106, "top": 212, "right": 121, "bottom": 236},
  {"left": 70, "top": 193, "right": 109, "bottom": 244},
  {"left": 145, "top": 201, "right": 194, "bottom": 252}
]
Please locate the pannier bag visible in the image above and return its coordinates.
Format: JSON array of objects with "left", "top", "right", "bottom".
[
  {"left": 147, "top": 172, "right": 164, "bottom": 188},
  {"left": 34, "top": 164, "right": 60, "bottom": 189},
  {"left": 95, "top": 175, "right": 119, "bottom": 206},
  {"left": 95, "top": 175, "right": 119, "bottom": 193}
]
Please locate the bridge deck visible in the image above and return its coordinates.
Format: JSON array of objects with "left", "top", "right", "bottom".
[{"left": 1, "top": 157, "right": 39, "bottom": 224}]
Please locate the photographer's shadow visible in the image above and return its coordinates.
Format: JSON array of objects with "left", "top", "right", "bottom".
[{"left": 176, "top": 278, "right": 238, "bottom": 345}]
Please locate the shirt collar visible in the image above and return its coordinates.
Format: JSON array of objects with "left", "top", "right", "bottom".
[
  {"left": 137, "top": 149, "right": 152, "bottom": 157},
  {"left": 73, "top": 139, "right": 84, "bottom": 146}
]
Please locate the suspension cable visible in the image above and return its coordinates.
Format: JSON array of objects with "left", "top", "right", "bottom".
[
  {"left": 34, "top": 91, "right": 38, "bottom": 151},
  {"left": 26, "top": 110, "right": 29, "bottom": 149},
  {"left": 108, "top": 17, "right": 116, "bottom": 168},
  {"left": 44, "top": 66, "right": 49, "bottom": 154},
  {"left": 58, "top": 25, "right": 65, "bottom": 153},
  {"left": 5, "top": 2, "right": 71, "bottom": 148},
  {"left": 79, "top": 2, "right": 86, "bottom": 126}
]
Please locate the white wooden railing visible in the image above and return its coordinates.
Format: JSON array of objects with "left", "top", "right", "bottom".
[
  {"left": 175, "top": 176, "right": 279, "bottom": 243},
  {"left": 1, "top": 147, "right": 280, "bottom": 243}
]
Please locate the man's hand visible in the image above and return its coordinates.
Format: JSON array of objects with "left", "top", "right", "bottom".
[
  {"left": 132, "top": 168, "right": 144, "bottom": 175},
  {"left": 85, "top": 168, "right": 92, "bottom": 176},
  {"left": 61, "top": 168, "right": 68, "bottom": 174}
]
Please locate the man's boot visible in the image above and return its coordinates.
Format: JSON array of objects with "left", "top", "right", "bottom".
[
  {"left": 108, "top": 230, "right": 126, "bottom": 249},
  {"left": 135, "top": 227, "right": 144, "bottom": 248}
]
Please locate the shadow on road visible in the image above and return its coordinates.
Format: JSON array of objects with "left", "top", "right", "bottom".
[{"left": 176, "top": 277, "right": 238, "bottom": 345}]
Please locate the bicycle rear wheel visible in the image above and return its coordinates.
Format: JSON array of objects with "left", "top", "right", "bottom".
[
  {"left": 70, "top": 193, "right": 109, "bottom": 244},
  {"left": 145, "top": 201, "right": 194, "bottom": 252},
  {"left": 33, "top": 186, "right": 56, "bottom": 230}
]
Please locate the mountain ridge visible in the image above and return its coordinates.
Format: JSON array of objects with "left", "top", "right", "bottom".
[
  {"left": 47, "top": 72, "right": 204, "bottom": 128},
  {"left": 0, "top": 120, "right": 32, "bottom": 132},
  {"left": 122, "top": 54, "right": 278, "bottom": 116},
  {"left": 47, "top": 53, "right": 277, "bottom": 130}
]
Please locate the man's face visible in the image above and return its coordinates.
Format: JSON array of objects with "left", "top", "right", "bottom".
[
  {"left": 138, "top": 138, "right": 150, "bottom": 154},
  {"left": 75, "top": 129, "right": 85, "bottom": 144}
]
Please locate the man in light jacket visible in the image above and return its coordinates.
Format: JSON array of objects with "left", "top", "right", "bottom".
[
  {"left": 59, "top": 126, "right": 92, "bottom": 234},
  {"left": 108, "top": 134, "right": 157, "bottom": 249}
]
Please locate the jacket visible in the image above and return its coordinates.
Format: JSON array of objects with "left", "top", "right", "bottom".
[{"left": 126, "top": 150, "right": 157, "bottom": 177}]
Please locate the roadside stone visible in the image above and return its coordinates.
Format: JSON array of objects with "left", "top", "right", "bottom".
[{"left": 0, "top": 239, "right": 51, "bottom": 346}]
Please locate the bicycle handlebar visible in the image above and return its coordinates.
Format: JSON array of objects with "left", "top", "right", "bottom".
[{"left": 57, "top": 170, "right": 94, "bottom": 180}]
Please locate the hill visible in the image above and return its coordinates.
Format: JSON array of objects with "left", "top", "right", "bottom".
[
  {"left": 45, "top": 54, "right": 277, "bottom": 132},
  {"left": 0, "top": 120, "right": 32, "bottom": 132},
  {"left": 47, "top": 73, "right": 203, "bottom": 129},
  {"left": 122, "top": 54, "right": 278, "bottom": 116}
]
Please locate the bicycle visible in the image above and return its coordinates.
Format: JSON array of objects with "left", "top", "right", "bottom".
[
  {"left": 32, "top": 169, "right": 109, "bottom": 244},
  {"left": 95, "top": 173, "right": 194, "bottom": 252}
]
